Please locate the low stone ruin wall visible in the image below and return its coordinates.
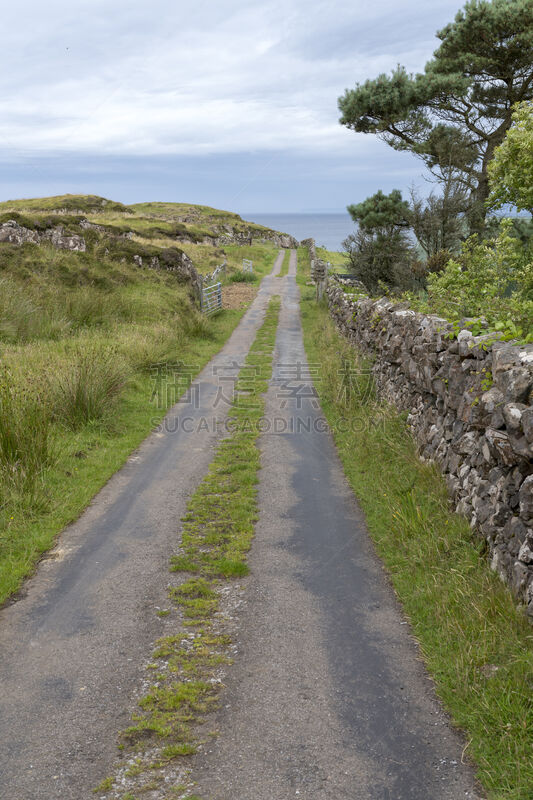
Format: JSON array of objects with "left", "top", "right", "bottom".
[
  {"left": 327, "top": 283, "right": 533, "bottom": 618},
  {"left": 213, "top": 228, "right": 298, "bottom": 249}
]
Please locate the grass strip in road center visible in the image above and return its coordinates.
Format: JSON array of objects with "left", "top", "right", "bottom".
[
  {"left": 277, "top": 249, "right": 290, "bottom": 277},
  {"left": 95, "top": 296, "right": 281, "bottom": 800}
]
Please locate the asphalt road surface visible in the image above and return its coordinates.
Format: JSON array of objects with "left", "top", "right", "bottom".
[{"left": 0, "top": 250, "right": 482, "bottom": 799}]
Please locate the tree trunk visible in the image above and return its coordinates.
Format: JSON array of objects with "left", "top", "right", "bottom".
[{"left": 468, "top": 120, "right": 512, "bottom": 233}]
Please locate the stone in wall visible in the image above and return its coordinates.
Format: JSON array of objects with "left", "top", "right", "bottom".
[
  {"left": 327, "top": 283, "right": 533, "bottom": 618},
  {"left": 301, "top": 238, "right": 320, "bottom": 286}
]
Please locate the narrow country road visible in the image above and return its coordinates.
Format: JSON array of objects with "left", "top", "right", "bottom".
[{"left": 0, "top": 250, "right": 482, "bottom": 799}]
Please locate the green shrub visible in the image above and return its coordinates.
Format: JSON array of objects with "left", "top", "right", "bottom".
[
  {"left": 425, "top": 249, "right": 453, "bottom": 275},
  {"left": 406, "top": 220, "right": 533, "bottom": 341},
  {"left": 0, "top": 211, "right": 85, "bottom": 233}
]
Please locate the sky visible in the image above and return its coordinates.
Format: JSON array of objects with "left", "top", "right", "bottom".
[{"left": 0, "top": 0, "right": 466, "bottom": 214}]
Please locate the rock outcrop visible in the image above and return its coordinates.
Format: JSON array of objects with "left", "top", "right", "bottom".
[{"left": 0, "top": 220, "right": 86, "bottom": 251}]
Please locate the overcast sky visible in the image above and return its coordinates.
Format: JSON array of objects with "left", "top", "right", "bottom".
[{"left": 0, "top": 0, "right": 465, "bottom": 213}]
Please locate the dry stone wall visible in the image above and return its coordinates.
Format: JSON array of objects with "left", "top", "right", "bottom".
[
  {"left": 327, "top": 283, "right": 533, "bottom": 618},
  {"left": 300, "top": 237, "right": 316, "bottom": 261},
  {"left": 302, "top": 237, "right": 328, "bottom": 299}
]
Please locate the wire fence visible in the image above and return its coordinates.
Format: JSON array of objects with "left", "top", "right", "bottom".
[{"left": 206, "top": 260, "right": 227, "bottom": 282}]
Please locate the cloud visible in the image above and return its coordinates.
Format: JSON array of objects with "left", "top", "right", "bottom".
[{"left": 0, "top": 0, "right": 463, "bottom": 158}]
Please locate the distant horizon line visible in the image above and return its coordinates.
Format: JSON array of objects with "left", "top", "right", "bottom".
[{"left": 243, "top": 210, "right": 349, "bottom": 216}]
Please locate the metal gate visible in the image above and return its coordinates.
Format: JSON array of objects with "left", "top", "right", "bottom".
[{"left": 201, "top": 281, "right": 222, "bottom": 315}]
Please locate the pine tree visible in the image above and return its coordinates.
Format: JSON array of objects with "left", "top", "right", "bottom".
[{"left": 338, "top": 0, "right": 533, "bottom": 229}]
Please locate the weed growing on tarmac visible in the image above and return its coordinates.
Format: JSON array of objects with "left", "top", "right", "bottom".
[{"left": 95, "top": 297, "right": 280, "bottom": 799}]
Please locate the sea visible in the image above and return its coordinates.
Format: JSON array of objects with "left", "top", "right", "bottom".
[{"left": 245, "top": 213, "right": 355, "bottom": 252}]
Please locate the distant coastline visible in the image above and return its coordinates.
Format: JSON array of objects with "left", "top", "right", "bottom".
[{"left": 245, "top": 212, "right": 354, "bottom": 252}]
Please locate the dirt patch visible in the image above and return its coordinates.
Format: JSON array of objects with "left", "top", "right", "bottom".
[{"left": 223, "top": 283, "right": 257, "bottom": 309}]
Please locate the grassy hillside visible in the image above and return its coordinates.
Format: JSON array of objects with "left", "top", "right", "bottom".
[
  {"left": 0, "top": 194, "right": 129, "bottom": 214},
  {"left": 0, "top": 192, "right": 292, "bottom": 283},
  {"left": 129, "top": 200, "right": 276, "bottom": 236},
  {"left": 0, "top": 194, "right": 283, "bottom": 604}
]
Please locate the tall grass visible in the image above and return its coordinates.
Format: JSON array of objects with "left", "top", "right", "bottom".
[
  {"left": 0, "top": 278, "right": 140, "bottom": 342},
  {"left": 0, "top": 241, "right": 194, "bottom": 344},
  {"left": 0, "top": 277, "right": 70, "bottom": 341},
  {"left": 115, "top": 323, "right": 183, "bottom": 372},
  {"left": 63, "top": 286, "right": 137, "bottom": 329},
  {"left": 0, "top": 369, "right": 52, "bottom": 494},
  {"left": 180, "top": 310, "right": 216, "bottom": 340},
  {"left": 229, "top": 270, "right": 257, "bottom": 283},
  {"left": 50, "top": 347, "right": 127, "bottom": 430},
  {"left": 0, "top": 306, "right": 246, "bottom": 605}
]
